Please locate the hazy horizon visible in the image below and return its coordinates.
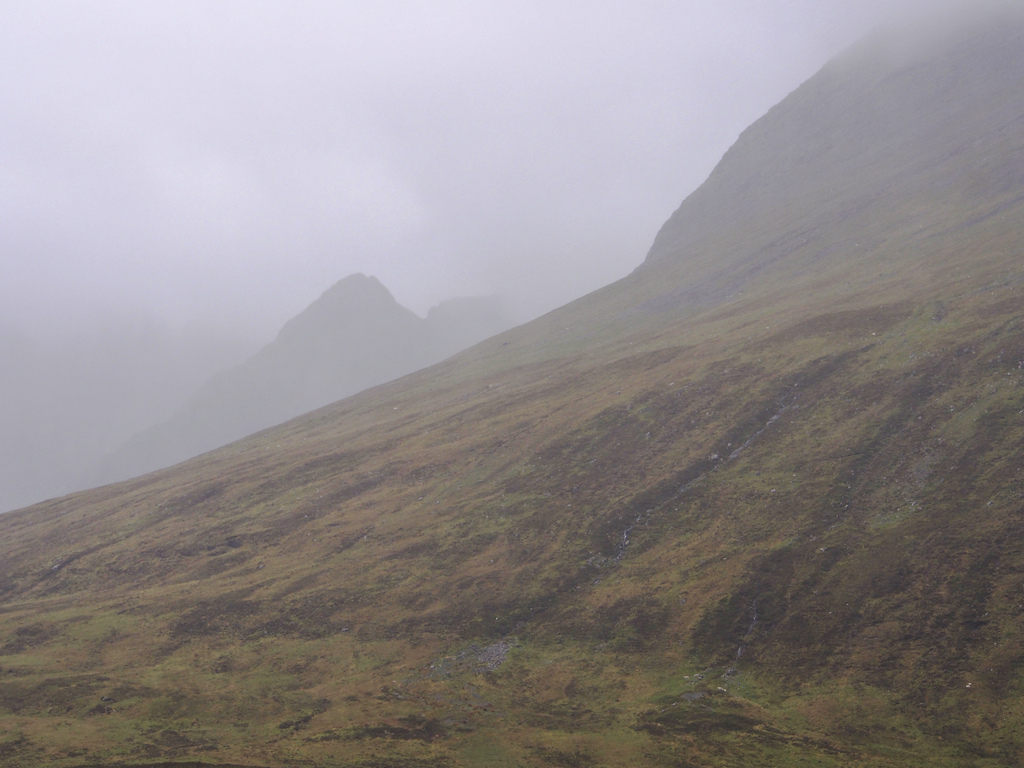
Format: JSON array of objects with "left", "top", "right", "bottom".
[{"left": 0, "top": 0, "right": 941, "bottom": 345}]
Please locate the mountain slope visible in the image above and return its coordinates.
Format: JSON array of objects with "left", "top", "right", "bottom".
[
  {"left": 92, "top": 274, "right": 513, "bottom": 484},
  {"left": 1, "top": 12, "right": 1024, "bottom": 768},
  {"left": 644, "top": 12, "right": 1024, "bottom": 284}
]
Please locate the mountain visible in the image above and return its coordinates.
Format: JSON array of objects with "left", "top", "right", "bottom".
[
  {"left": 91, "top": 274, "right": 514, "bottom": 485},
  {"left": 2, "top": 12, "right": 1024, "bottom": 768},
  {"left": 640, "top": 9, "right": 1024, "bottom": 298}
]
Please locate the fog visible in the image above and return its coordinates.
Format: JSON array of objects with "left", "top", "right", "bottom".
[
  {"left": 0, "top": 321, "right": 255, "bottom": 512},
  {"left": 2, "top": 1, "right": 936, "bottom": 338},
  {"left": 0, "top": 0, "right": 985, "bottom": 512}
]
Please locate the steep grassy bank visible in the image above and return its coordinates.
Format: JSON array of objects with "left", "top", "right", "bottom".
[{"left": 2, "top": 234, "right": 1022, "bottom": 766}]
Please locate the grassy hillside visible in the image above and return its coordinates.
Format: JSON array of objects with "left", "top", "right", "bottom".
[{"left": 1, "top": 14, "right": 1023, "bottom": 768}]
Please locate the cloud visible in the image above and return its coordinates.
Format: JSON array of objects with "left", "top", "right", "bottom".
[{"left": 1, "top": 1, "right": 920, "bottom": 339}]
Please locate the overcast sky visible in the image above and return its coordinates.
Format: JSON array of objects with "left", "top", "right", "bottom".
[{"left": 2, "top": 0, "right": 935, "bottom": 343}]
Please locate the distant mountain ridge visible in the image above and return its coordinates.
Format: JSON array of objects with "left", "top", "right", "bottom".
[{"left": 92, "top": 274, "right": 514, "bottom": 484}]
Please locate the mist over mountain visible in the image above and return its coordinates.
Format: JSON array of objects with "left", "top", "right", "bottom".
[
  {"left": 91, "top": 274, "right": 514, "bottom": 485},
  {"left": 2, "top": 10, "right": 1024, "bottom": 768},
  {"left": 0, "top": 321, "right": 252, "bottom": 513},
  {"left": 641, "top": 11, "right": 1024, "bottom": 290}
]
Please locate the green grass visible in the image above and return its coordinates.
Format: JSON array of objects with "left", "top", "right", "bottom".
[{"left": 1, "top": 274, "right": 1022, "bottom": 766}]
